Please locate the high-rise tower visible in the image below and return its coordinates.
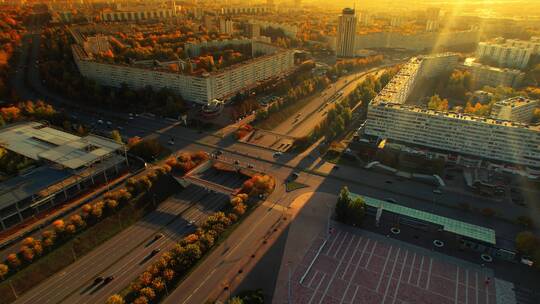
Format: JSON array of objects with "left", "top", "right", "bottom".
[{"left": 337, "top": 8, "right": 357, "bottom": 58}]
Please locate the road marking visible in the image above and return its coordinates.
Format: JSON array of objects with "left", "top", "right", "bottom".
[
  {"left": 325, "top": 231, "right": 341, "bottom": 255},
  {"left": 455, "top": 266, "right": 460, "bottom": 304},
  {"left": 318, "top": 234, "right": 355, "bottom": 304},
  {"left": 333, "top": 231, "right": 349, "bottom": 259},
  {"left": 407, "top": 252, "right": 417, "bottom": 284},
  {"left": 340, "top": 236, "right": 363, "bottom": 280},
  {"left": 308, "top": 273, "right": 326, "bottom": 304},
  {"left": 476, "top": 272, "right": 479, "bottom": 304},
  {"left": 381, "top": 248, "right": 401, "bottom": 304},
  {"left": 426, "top": 258, "right": 433, "bottom": 290},
  {"left": 350, "top": 284, "right": 360, "bottom": 304},
  {"left": 308, "top": 270, "right": 319, "bottom": 289},
  {"left": 391, "top": 250, "right": 408, "bottom": 304},
  {"left": 465, "top": 269, "right": 469, "bottom": 304},
  {"left": 339, "top": 239, "right": 370, "bottom": 304},
  {"left": 376, "top": 246, "right": 394, "bottom": 292},
  {"left": 365, "top": 240, "right": 377, "bottom": 268},
  {"left": 417, "top": 256, "right": 425, "bottom": 287}
]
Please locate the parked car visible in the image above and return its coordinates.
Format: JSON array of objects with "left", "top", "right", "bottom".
[
  {"left": 154, "top": 233, "right": 164, "bottom": 240},
  {"left": 93, "top": 277, "right": 104, "bottom": 285},
  {"left": 150, "top": 249, "right": 161, "bottom": 256},
  {"left": 273, "top": 152, "right": 283, "bottom": 158},
  {"left": 103, "top": 276, "right": 114, "bottom": 284},
  {"left": 433, "top": 189, "right": 442, "bottom": 194}
]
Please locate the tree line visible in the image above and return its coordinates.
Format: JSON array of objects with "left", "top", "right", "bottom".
[{"left": 0, "top": 164, "right": 172, "bottom": 282}]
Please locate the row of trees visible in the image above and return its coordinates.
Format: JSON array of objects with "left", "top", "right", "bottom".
[
  {"left": 165, "top": 150, "right": 210, "bottom": 174},
  {"left": 234, "top": 124, "right": 253, "bottom": 140},
  {"left": 335, "top": 187, "right": 365, "bottom": 225},
  {"left": 326, "top": 55, "right": 384, "bottom": 79},
  {"left": 0, "top": 164, "right": 172, "bottom": 281},
  {"left": 110, "top": 172, "right": 274, "bottom": 304}
]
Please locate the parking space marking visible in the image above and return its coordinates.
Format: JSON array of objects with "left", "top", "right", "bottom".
[
  {"left": 339, "top": 239, "right": 370, "bottom": 304},
  {"left": 350, "top": 284, "right": 359, "bottom": 304},
  {"left": 376, "top": 246, "right": 394, "bottom": 292},
  {"left": 340, "top": 236, "right": 363, "bottom": 280},
  {"left": 465, "top": 269, "right": 469, "bottom": 304},
  {"left": 455, "top": 266, "right": 460, "bottom": 304},
  {"left": 326, "top": 231, "right": 342, "bottom": 255},
  {"left": 365, "top": 240, "right": 378, "bottom": 268},
  {"left": 476, "top": 272, "right": 479, "bottom": 304},
  {"left": 417, "top": 255, "right": 425, "bottom": 287},
  {"left": 318, "top": 234, "right": 355, "bottom": 304},
  {"left": 308, "top": 270, "right": 319, "bottom": 289},
  {"left": 407, "top": 252, "right": 417, "bottom": 284},
  {"left": 391, "top": 250, "right": 408, "bottom": 304},
  {"left": 382, "top": 248, "right": 401, "bottom": 303},
  {"left": 308, "top": 273, "right": 326, "bottom": 304},
  {"left": 333, "top": 232, "right": 349, "bottom": 258},
  {"left": 426, "top": 258, "right": 433, "bottom": 290}
]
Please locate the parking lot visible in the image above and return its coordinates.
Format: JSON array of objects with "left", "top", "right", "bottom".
[{"left": 291, "top": 226, "right": 502, "bottom": 304}]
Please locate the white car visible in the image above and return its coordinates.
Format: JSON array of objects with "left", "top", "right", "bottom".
[
  {"left": 273, "top": 152, "right": 283, "bottom": 158},
  {"left": 97, "top": 120, "right": 104, "bottom": 124}
]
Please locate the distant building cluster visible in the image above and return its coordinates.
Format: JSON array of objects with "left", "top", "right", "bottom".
[
  {"left": 462, "top": 58, "right": 524, "bottom": 89},
  {"left": 476, "top": 37, "right": 540, "bottom": 69},
  {"left": 365, "top": 54, "right": 540, "bottom": 169}
]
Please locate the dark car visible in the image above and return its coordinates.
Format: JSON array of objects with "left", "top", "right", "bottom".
[
  {"left": 154, "top": 233, "right": 164, "bottom": 240},
  {"left": 150, "top": 249, "right": 161, "bottom": 256},
  {"left": 103, "top": 276, "right": 114, "bottom": 284},
  {"left": 93, "top": 277, "right": 104, "bottom": 285}
]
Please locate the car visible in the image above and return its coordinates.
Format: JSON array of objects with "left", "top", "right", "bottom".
[
  {"left": 154, "top": 233, "right": 164, "bottom": 240},
  {"left": 247, "top": 164, "right": 254, "bottom": 169},
  {"left": 106, "top": 121, "right": 112, "bottom": 126},
  {"left": 288, "top": 172, "right": 300, "bottom": 181},
  {"left": 168, "top": 139, "right": 175, "bottom": 145},
  {"left": 150, "top": 249, "right": 161, "bottom": 256},
  {"left": 97, "top": 120, "right": 104, "bottom": 124},
  {"left": 129, "top": 116, "right": 134, "bottom": 120},
  {"left": 234, "top": 160, "right": 240, "bottom": 165},
  {"left": 385, "top": 198, "right": 397, "bottom": 203},
  {"left": 385, "top": 180, "right": 393, "bottom": 184},
  {"left": 215, "top": 150, "right": 223, "bottom": 156},
  {"left": 93, "top": 277, "right": 104, "bottom": 285},
  {"left": 103, "top": 276, "right": 114, "bottom": 284},
  {"left": 433, "top": 189, "right": 442, "bottom": 194},
  {"left": 273, "top": 152, "right": 282, "bottom": 158},
  {"left": 187, "top": 220, "right": 195, "bottom": 226}
]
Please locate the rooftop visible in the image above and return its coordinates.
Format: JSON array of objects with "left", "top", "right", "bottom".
[
  {"left": 0, "top": 122, "right": 123, "bottom": 170},
  {"left": 494, "top": 96, "right": 538, "bottom": 108},
  {"left": 350, "top": 193, "right": 496, "bottom": 245}
]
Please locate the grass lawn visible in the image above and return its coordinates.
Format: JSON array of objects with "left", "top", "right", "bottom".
[{"left": 285, "top": 181, "right": 308, "bottom": 192}]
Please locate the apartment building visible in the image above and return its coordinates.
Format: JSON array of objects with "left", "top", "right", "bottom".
[
  {"left": 219, "top": 17, "right": 234, "bottom": 35},
  {"left": 463, "top": 58, "right": 524, "bottom": 89},
  {"left": 72, "top": 41, "right": 295, "bottom": 104},
  {"left": 476, "top": 38, "right": 532, "bottom": 69},
  {"left": 490, "top": 97, "right": 538, "bottom": 123},
  {"left": 220, "top": 5, "right": 272, "bottom": 15},
  {"left": 99, "top": 7, "right": 177, "bottom": 22},
  {"left": 365, "top": 56, "right": 540, "bottom": 168}
]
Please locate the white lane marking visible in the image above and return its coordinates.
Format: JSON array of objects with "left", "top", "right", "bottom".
[
  {"left": 376, "top": 246, "right": 394, "bottom": 292},
  {"left": 381, "top": 248, "right": 401, "bottom": 304},
  {"left": 407, "top": 253, "right": 417, "bottom": 284},
  {"left": 476, "top": 272, "right": 479, "bottom": 304},
  {"left": 350, "top": 284, "right": 360, "bottom": 304},
  {"left": 340, "top": 236, "right": 363, "bottom": 280},
  {"left": 417, "top": 256, "right": 425, "bottom": 287},
  {"left": 426, "top": 258, "right": 433, "bottom": 290},
  {"left": 308, "top": 270, "right": 320, "bottom": 289},
  {"left": 339, "top": 239, "right": 370, "bottom": 304},
  {"left": 317, "top": 234, "right": 355, "bottom": 304},
  {"left": 333, "top": 232, "right": 349, "bottom": 259},
  {"left": 455, "top": 266, "right": 460, "bottom": 304},
  {"left": 365, "top": 241, "right": 378, "bottom": 268},
  {"left": 391, "top": 250, "right": 408, "bottom": 304},
  {"left": 465, "top": 269, "right": 469, "bottom": 304},
  {"left": 308, "top": 273, "right": 326, "bottom": 304}
]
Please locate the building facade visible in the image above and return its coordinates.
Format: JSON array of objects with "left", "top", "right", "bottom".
[
  {"left": 100, "top": 7, "right": 177, "bottom": 22},
  {"left": 490, "top": 97, "right": 538, "bottom": 123},
  {"left": 219, "top": 17, "right": 234, "bottom": 34},
  {"left": 463, "top": 59, "right": 524, "bottom": 89},
  {"left": 72, "top": 41, "right": 295, "bottom": 104},
  {"left": 476, "top": 39, "right": 532, "bottom": 69},
  {"left": 365, "top": 56, "right": 540, "bottom": 168},
  {"left": 337, "top": 8, "right": 357, "bottom": 58}
]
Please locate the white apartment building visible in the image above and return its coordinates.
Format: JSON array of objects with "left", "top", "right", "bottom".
[
  {"left": 82, "top": 35, "right": 110, "bottom": 55},
  {"left": 390, "top": 15, "right": 404, "bottom": 27},
  {"left": 337, "top": 8, "right": 357, "bottom": 58},
  {"left": 505, "top": 37, "right": 540, "bottom": 55},
  {"left": 490, "top": 97, "right": 538, "bottom": 123},
  {"left": 248, "top": 19, "right": 298, "bottom": 38},
  {"left": 219, "top": 17, "right": 234, "bottom": 35},
  {"left": 220, "top": 5, "right": 272, "bottom": 15},
  {"left": 365, "top": 55, "right": 540, "bottom": 168},
  {"left": 463, "top": 58, "right": 524, "bottom": 89},
  {"left": 476, "top": 39, "right": 532, "bottom": 69},
  {"left": 358, "top": 10, "right": 372, "bottom": 26},
  {"left": 100, "top": 7, "right": 177, "bottom": 22},
  {"left": 72, "top": 41, "right": 295, "bottom": 104}
]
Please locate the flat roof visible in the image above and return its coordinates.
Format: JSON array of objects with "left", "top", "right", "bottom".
[
  {"left": 0, "top": 122, "right": 123, "bottom": 169},
  {"left": 350, "top": 193, "right": 496, "bottom": 245}
]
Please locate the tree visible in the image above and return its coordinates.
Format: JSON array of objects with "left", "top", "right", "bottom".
[
  {"left": 133, "top": 296, "right": 149, "bottom": 304},
  {"left": 336, "top": 187, "right": 351, "bottom": 221},
  {"left": 0, "top": 263, "right": 8, "bottom": 280},
  {"left": 110, "top": 130, "right": 123, "bottom": 143},
  {"left": 427, "top": 95, "right": 449, "bottom": 111},
  {"left": 106, "top": 295, "right": 125, "bottom": 304},
  {"left": 348, "top": 197, "right": 366, "bottom": 225},
  {"left": 139, "top": 287, "right": 156, "bottom": 300},
  {"left": 515, "top": 231, "right": 539, "bottom": 254},
  {"left": 6, "top": 253, "right": 20, "bottom": 269},
  {"left": 228, "top": 297, "right": 244, "bottom": 304}
]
